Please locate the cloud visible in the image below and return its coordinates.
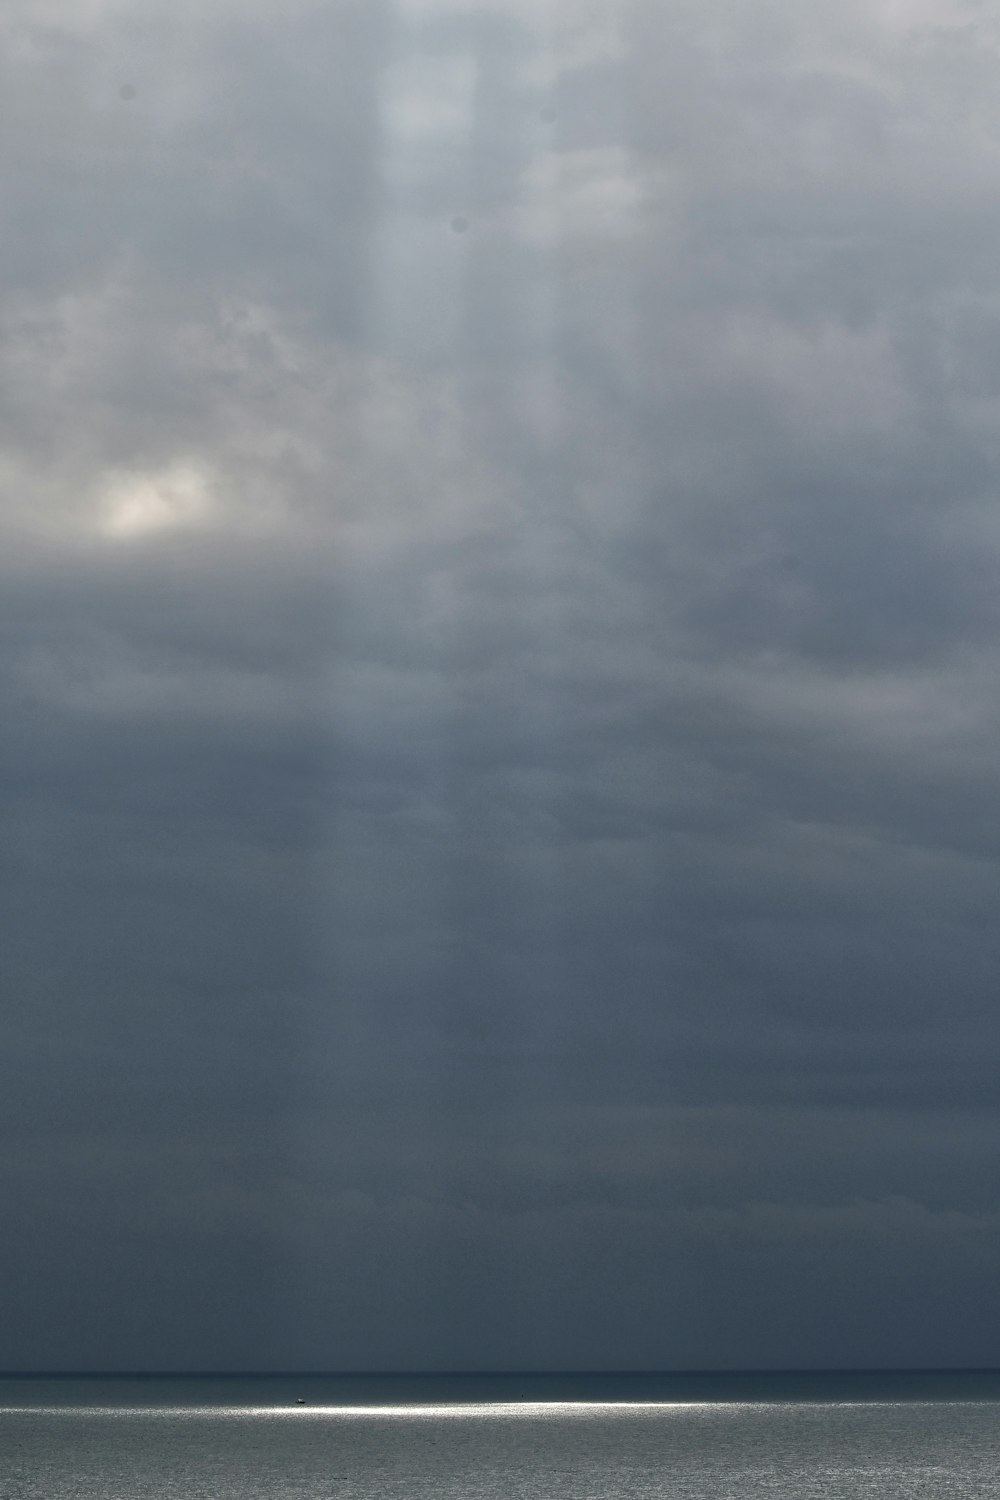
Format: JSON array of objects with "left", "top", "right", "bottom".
[{"left": 3, "top": 0, "right": 1000, "bottom": 1368}]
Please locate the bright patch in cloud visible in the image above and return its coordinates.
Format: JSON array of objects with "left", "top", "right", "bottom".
[{"left": 98, "top": 462, "right": 215, "bottom": 541}]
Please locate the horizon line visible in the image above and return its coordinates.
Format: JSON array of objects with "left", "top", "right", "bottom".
[{"left": 3, "top": 1366, "right": 1000, "bottom": 1378}]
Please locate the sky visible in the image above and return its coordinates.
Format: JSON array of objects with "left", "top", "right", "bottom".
[{"left": 4, "top": 0, "right": 1000, "bottom": 1372}]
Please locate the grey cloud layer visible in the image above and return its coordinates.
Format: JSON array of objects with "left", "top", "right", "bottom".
[{"left": 3, "top": 0, "right": 1000, "bottom": 1367}]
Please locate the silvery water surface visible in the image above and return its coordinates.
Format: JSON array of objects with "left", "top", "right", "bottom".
[{"left": 4, "top": 1372, "right": 1000, "bottom": 1499}]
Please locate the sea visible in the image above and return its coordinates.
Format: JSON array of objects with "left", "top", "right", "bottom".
[{"left": 4, "top": 1370, "right": 1000, "bottom": 1499}]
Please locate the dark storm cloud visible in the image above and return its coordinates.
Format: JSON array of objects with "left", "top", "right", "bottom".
[{"left": 5, "top": 0, "right": 1000, "bottom": 1369}]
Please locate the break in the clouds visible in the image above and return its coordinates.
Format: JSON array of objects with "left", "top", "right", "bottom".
[{"left": 4, "top": 0, "right": 1000, "bottom": 1370}]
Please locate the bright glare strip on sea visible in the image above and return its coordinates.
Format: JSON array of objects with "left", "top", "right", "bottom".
[
  {"left": 256, "top": 1402, "right": 706, "bottom": 1418},
  {"left": 0, "top": 1401, "right": 743, "bottom": 1419}
]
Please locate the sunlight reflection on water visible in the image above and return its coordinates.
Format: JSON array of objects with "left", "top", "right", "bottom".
[{"left": 4, "top": 1397, "right": 1000, "bottom": 1500}]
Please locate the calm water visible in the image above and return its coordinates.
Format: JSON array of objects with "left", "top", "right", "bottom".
[{"left": 3, "top": 1372, "right": 1000, "bottom": 1498}]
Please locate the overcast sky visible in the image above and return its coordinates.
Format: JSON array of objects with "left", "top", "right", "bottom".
[{"left": 5, "top": 0, "right": 1000, "bottom": 1372}]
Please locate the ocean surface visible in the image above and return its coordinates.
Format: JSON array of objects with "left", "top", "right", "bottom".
[{"left": 4, "top": 1371, "right": 1000, "bottom": 1498}]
